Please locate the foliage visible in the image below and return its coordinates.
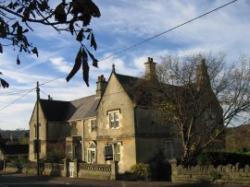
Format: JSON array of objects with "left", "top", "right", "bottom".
[
  {"left": 197, "top": 151, "right": 250, "bottom": 167},
  {"left": 12, "top": 157, "right": 28, "bottom": 171},
  {"left": 130, "top": 163, "right": 151, "bottom": 181},
  {"left": 157, "top": 54, "right": 250, "bottom": 166},
  {"left": 0, "top": 0, "right": 100, "bottom": 87},
  {"left": 209, "top": 170, "right": 222, "bottom": 181}
]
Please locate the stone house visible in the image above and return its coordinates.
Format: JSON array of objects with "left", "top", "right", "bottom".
[{"left": 29, "top": 57, "right": 224, "bottom": 173}]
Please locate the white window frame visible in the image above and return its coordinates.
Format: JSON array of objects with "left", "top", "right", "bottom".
[
  {"left": 86, "top": 142, "right": 96, "bottom": 163},
  {"left": 108, "top": 110, "right": 120, "bottom": 129}
]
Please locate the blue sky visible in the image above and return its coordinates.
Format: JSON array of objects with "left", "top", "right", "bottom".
[{"left": 0, "top": 0, "right": 249, "bottom": 130}]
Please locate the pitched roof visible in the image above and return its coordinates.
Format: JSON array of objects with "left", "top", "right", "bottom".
[
  {"left": 39, "top": 95, "right": 99, "bottom": 122},
  {"left": 0, "top": 144, "right": 28, "bottom": 155},
  {"left": 69, "top": 95, "right": 99, "bottom": 121},
  {"left": 40, "top": 99, "right": 73, "bottom": 121},
  {"left": 115, "top": 73, "right": 182, "bottom": 105}
]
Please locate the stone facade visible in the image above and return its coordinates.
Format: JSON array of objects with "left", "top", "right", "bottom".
[{"left": 29, "top": 57, "right": 223, "bottom": 176}]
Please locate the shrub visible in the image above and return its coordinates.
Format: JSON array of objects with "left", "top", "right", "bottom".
[
  {"left": 130, "top": 163, "right": 151, "bottom": 180},
  {"left": 210, "top": 170, "right": 222, "bottom": 181},
  {"left": 196, "top": 151, "right": 250, "bottom": 167}
]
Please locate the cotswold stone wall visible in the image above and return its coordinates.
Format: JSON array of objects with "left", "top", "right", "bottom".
[
  {"left": 171, "top": 160, "right": 250, "bottom": 185},
  {"left": 78, "top": 162, "right": 115, "bottom": 180},
  {"left": 22, "top": 160, "right": 117, "bottom": 180}
]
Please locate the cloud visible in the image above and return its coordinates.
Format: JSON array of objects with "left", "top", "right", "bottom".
[{"left": 49, "top": 57, "right": 72, "bottom": 73}]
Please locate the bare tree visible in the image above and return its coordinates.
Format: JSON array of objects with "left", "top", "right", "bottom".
[
  {"left": 0, "top": 0, "right": 100, "bottom": 87},
  {"left": 156, "top": 54, "right": 250, "bottom": 165}
]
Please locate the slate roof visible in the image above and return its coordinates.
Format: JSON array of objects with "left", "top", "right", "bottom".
[
  {"left": 39, "top": 95, "right": 99, "bottom": 122},
  {"left": 0, "top": 144, "right": 28, "bottom": 155},
  {"left": 38, "top": 72, "right": 181, "bottom": 122}
]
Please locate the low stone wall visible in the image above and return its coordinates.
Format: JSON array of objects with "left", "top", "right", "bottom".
[
  {"left": 171, "top": 160, "right": 250, "bottom": 185},
  {"left": 4, "top": 162, "right": 19, "bottom": 173},
  {"left": 42, "top": 163, "right": 64, "bottom": 176},
  {"left": 78, "top": 163, "right": 115, "bottom": 180},
  {"left": 23, "top": 160, "right": 117, "bottom": 180}
]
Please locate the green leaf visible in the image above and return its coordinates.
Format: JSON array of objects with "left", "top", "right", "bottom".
[
  {"left": 90, "top": 33, "right": 97, "bottom": 50},
  {"left": 17, "top": 55, "right": 21, "bottom": 65},
  {"left": 0, "top": 78, "right": 9, "bottom": 88},
  {"left": 0, "top": 44, "right": 3, "bottom": 53},
  {"left": 32, "top": 47, "right": 38, "bottom": 57},
  {"left": 86, "top": 48, "right": 98, "bottom": 67},
  {"left": 54, "top": 3, "right": 67, "bottom": 22},
  {"left": 82, "top": 54, "right": 89, "bottom": 86},
  {"left": 76, "top": 29, "right": 84, "bottom": 42},
  {"left": 66, "top": 47, "right": 82, "bottom": 82}
]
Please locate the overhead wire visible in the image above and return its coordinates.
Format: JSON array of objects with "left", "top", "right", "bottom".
[{"left": 0, "top": 0, "right": 239, "bottom": 112}]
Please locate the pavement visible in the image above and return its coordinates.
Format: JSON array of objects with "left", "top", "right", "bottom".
[{"left": 0, "top": 173, "right": 247, "bottom": 187}]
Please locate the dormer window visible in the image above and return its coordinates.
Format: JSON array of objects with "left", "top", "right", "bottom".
[{"left": 108, "top": 110, "right": 120, "bottom": 129}]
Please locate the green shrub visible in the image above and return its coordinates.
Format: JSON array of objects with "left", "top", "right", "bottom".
[
  {"left": 196, "top": 151, "right": 250, "bottom": 167},
  {"left": 210, "top": 170, "right": 222, "bottom": 181},
  {"left": 130, "top": 163, "right": 151, "bottom": 180}
]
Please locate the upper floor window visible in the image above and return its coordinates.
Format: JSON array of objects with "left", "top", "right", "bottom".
[
  {"left": 90, "top": 119, "right": 97, "bottom": 132},
  {"left": 108, "top": 110, "right": 120, "bottom": 129}
]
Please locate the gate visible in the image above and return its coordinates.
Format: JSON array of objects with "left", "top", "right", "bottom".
[{"left": 69, "top": 162, "right": 75, "bottom": 178}]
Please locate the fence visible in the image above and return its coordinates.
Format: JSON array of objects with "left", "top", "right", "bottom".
[{"left": 170, "top": 159, "right": 250, "bottom": 185}]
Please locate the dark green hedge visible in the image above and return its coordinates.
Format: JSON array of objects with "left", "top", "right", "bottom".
[{"left": 197, "top": 151, "right": 250, "bottom": 167}]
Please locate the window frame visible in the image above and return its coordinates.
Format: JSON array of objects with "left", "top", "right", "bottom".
[{"left": 107, "top": 110, "right": 120, "bottom": 129}]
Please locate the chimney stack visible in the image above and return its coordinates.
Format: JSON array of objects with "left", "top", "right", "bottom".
[
  {"left": 196, "top": 58, "right": 211, "bottom": 91},
  {"left": 96, "top": 75, "right": 107, "bottom": 98},
  {"left": 144, "top": 57, "right": 157, "bottom": 80}
]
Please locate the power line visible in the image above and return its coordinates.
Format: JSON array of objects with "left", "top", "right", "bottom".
[
  {"left": 99, "top": 0, "right": 239, "bottom": 62},
  {"left": 0, "top": 0, "right": 239, "bottom": 111},
  {"left": 0, "top": 88, "right": 35, "bottom": 112}
]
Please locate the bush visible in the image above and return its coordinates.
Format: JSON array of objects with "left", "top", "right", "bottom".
[
  {"left": 210, "top": 170, "right": 222, "bottom": 181},
  {"left": 196, "top": 151, "right": 250, "bottom": 167},
  {"left": 130, "top": 163, "right": 151, "bottom": 180}
]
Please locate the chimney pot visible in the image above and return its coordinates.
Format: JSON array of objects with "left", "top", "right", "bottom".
[
  {"left": 96, "top": 75, "right": 107, "bottom": 98},
  {"left": 144, "top": 57, "right": 157, "bottom": 80}
]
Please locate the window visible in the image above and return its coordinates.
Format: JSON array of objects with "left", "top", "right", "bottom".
[
  {"left": 108, "top": 111, "right": 120, "bottom": 128},
  {"left": 104, "top": 142, "right": 122, "bottom": 162},
  {"left": 90, "top": 119, "right": 97, "bottom": 132},
  {"left": 87, "top": 142, "right": 96, "bottom": 163},
  {"left": 104, "top": 144, "right": 113, "bottom": 161}
]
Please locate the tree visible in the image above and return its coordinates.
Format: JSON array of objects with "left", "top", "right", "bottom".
[
  {"left": 156, "top": 54, "right": 250, "bottom": 165},
  {"left": 0, "top": 0, "right": 100, "bottom": 88}
]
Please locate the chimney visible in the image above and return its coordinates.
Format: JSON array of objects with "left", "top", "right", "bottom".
[
  {"left": 96, "top": 75, "right": 107, "bottom": 98},
  {"left": 144, "top": 57, "right": 157, "bottom": 80},
  {"left": 48, "top": 95, "right": 53, "bottom": 100},
  {"left": 196, "top": 58, "right": 211, "bottom": 91}
]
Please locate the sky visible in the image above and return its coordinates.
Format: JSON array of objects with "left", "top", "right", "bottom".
[{"left": 0, "top": 0, "right": 249, "bottom": 130}]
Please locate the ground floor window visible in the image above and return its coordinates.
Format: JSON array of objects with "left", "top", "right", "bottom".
[
  {"left": 87, "top": 142, "right": 96, "bottom": 163},
  {"left": 104, "top": 142, "right": 122, "bottom": 162}
]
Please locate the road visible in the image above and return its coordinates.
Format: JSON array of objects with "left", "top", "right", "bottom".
[{"left": 0, "top": 174, "right": 246, "bottom": 187}]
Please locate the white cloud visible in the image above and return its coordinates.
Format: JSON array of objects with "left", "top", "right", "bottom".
[{"left": 49, "top": 57, "right": 72, "bottom": 73}]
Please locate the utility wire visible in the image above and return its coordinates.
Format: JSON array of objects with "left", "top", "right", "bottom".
[
  {"left": 0, "top": 88, "right": 35, "bottom": 112},
  {"left": 0, "top": 0, "right": 239, "bottom": 112},
  {"left": 99, "top": 0, "right": 239, "bottom": 62}
]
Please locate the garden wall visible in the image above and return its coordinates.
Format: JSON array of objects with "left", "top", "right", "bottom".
[{"left": 170, "top": 159, "right": 250, "bottom": 185}]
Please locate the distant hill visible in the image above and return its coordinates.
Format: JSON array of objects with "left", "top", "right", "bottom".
[
  {"left": 0, "top": 129, "right": 29, "bottom": 144},
  {"left": 225, "top": 124, "right": 250, "bottom": 152}
]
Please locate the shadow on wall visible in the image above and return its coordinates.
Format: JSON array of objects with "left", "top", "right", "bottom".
[{"left": 149, "top": 151, "right": 171, "bottom": 181}]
